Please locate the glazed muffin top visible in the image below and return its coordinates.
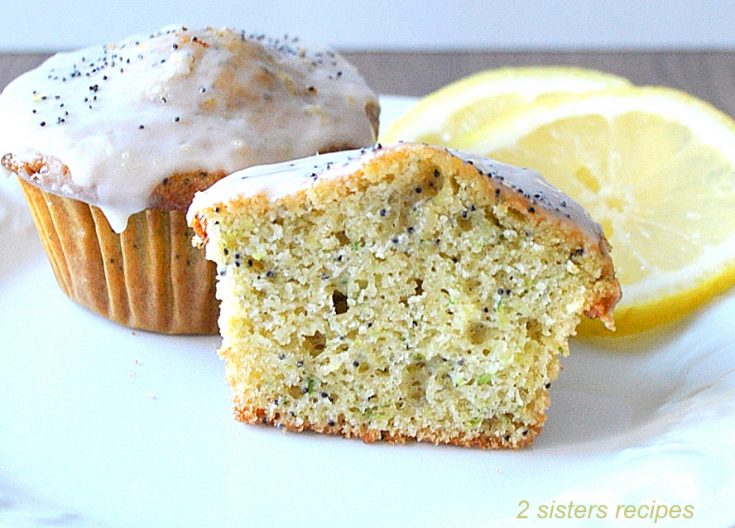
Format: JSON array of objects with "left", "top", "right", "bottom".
[{"left": 0, "top": 25, "right": 379, "bottom": 231}]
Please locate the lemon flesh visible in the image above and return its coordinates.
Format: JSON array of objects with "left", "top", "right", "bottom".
[
  {"left": 380, "top": 66, "right": 630, "bottom": 146},
  {"left": 457, "top": 87, "right": 735, "bottom": 335}
]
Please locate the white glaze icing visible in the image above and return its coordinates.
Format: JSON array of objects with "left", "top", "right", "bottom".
[
  {"left": 0, "top": 25, "right": 378, "bottom": 232},
  {"left": 188, "top": 147, "right": 369, "bottom": 221},
  {"left": 187, "top": 142, "right": 604, "bottom": 240}
]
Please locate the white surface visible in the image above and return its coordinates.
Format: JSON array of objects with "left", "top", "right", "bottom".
[
  {"left": 1, "top": 97, "right": 734, "bottom": 528},
  {"left": 1, "top": 0, "right": 734, "bottom": 52}
]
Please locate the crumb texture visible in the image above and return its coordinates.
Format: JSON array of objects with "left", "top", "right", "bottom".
[{"left": 199, "top": 145, "right": 618, "bottom": 448}]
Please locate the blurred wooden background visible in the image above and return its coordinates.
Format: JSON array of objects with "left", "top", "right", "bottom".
[{"left": 2, "top": 51, "right": 734, "bottom": 116}]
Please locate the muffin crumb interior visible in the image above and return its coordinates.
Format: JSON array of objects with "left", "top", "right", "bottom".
[{"left": 202, "top": 150, "right": 612, "bottom": 447}]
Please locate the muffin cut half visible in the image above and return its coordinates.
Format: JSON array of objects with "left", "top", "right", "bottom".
[{"left": 188, "top": 143, "right": 620, "bottom": 448}]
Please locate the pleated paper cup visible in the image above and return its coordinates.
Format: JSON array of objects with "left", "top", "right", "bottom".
[{"left": 18, "top": 178, "right": 218, "bottom": 334}]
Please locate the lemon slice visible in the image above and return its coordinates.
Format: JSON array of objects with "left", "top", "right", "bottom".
[
  {"left": 380, "top": 67, "right": 630, "bottom": 146},
  {"left": 456, "top": 87, "right": 735, "bottom": 335}
]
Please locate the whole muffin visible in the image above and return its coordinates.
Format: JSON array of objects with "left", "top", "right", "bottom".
[{"left": 0, "top": 25, "right": 379, "bottom": 334}]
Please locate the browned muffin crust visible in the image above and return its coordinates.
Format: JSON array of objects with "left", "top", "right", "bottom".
[{"left": 234, "top": 403, "right": 543, "bottom": 449}]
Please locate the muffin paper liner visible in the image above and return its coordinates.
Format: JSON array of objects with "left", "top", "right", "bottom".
[{"left": 18, "top": 178, "right": 218, "bottom": 334}]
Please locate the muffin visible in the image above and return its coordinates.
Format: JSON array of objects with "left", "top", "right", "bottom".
[
  {"left": 0, "top": 25, "right": 379, "bottom": 334},
  {"left": 187, "top": 142, "right": 620, "bottom": 448}
]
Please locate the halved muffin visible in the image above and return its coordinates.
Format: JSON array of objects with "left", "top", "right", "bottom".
[{"left": 188, "top": 143, "right": 620, "bottom": 447}]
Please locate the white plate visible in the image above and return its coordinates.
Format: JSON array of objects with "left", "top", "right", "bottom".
[{"left": 1, "top": 96, "right": 734, "bottom": 528}]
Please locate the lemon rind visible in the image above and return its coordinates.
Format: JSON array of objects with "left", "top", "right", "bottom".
[{"left": 380, "top": 66, "right": 631, "bottom": 143}]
